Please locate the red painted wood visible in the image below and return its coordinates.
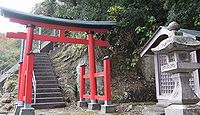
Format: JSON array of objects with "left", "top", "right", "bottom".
[
  {"left": 103, "top": 58, "right": 112, "bottom": 101},
  {"left": 24, "top": 53, "right": 34, "bottom": 104},
  {"left": 83, "top": 94, "right": 91, "bottom": 99},
  {"left": 17, "top": 62, "right": 23, "bottom": 102},
  {"left": 95, "top": 95, "right": 105, "bottom": 100},
  {"left": 83, "top": 74, "right": 90, "bottom": 78},
  {"left": 80, "top": 65, "right": 86, "bottom": 99},
  {"left": 10, "top": 18, "right": 108, "bottom": 33},
  {"left": 19, "top": 26, "right": 34, "bottom": 104},
  {"left": 88, "top": 32, "right": 97, "bottom": 101},
  {"left": 94, "top": 72, "right": 104, "bottom": 77},
  {"left": 6, "top": 32, "right": 109, "bottom": 47}
]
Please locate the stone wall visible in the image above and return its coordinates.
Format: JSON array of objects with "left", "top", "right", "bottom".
[{"left": 140, "top": 55, "right": 155, "bottom": 82}]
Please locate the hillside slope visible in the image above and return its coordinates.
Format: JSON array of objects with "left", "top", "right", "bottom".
[{"left": 0, "top": 33, "right": 20, "bottom": 72}]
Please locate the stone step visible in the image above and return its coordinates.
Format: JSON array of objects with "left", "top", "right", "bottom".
[
  {"left": 34, "top": 92, "right": 63, "bottom": 98},
  {"left": 34, "top": 60, "right": 51, "bottom": 63},
  {"left": 34, "top": 56, "right": 49, "bottom": 59},
  {"left": 36, "top": 80, "right": 58, "bottom": 84},
  {"left": 34, "top": 63, "right": 52, "bottom": 66},
  {"left": 35, "top": 76, "right": 57, "bottom": 80},
  {"left": 32, "top": 102, "right": 66, "bottom": 109},
  {"left": 34, "top": 66, "right": 53, "bottom": 69},
  {"left": 34, "top": 62, "right": 52, "bottom": 65},
  {"left": 34, "top": 69, "right": 53, "bottom": 72},
  {"left": 36, "top": 84, "right": 58, "bottom": 88},
  {"left": 32, "top": 97, "right": 64, "bottom": 103},
  {"left": 35, "top": 88, "right": 61, "bottom": 93},
  {"left": 34, "top": 72, "right": 54, "bottom": 76},
  {"left": 34, "top": 53, "right": 48, "bottom": 56}
]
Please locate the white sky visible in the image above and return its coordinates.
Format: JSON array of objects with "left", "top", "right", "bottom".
[{"left": 0, "top": 0, "right": 43, "bottom": 33}]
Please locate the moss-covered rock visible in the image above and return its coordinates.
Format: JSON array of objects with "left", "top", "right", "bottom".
[{"left": 3, "top": 74, "right": 18, "bottom": 97}]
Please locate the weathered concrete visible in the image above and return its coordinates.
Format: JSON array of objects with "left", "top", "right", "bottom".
[
  {"left": 14, "top": 105, "right": 23, "bottom": 115},
  {"left": 77, "top": 101, "right": 88, "bottom": 108},
  {"left": 19, "top": 108, "right": 35, "bottom": 115},
  {"left": 100, "top": 104, "right": 116, "bottom": 114},
  {"left": 142, "top": 105, "right": 165, "bottom": 115},
  {"left": 165, "top": 105, "right": 200, "bottom": 115}
]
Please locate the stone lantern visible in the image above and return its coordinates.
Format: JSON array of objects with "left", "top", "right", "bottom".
[{"left": 151, "top": 22, "right": 200, "bottom": 115}]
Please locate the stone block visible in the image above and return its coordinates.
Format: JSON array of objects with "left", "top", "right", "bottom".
[
  {"left": 77, "top": 101, "right": 88, "bottom": 108},
  {"left": 100, "top": 104, "right": 116, "bottom": 114},
  {"left": 165, "top": 105, "right": 200, "bottom": 115},
  {"left": 14, "top": 105, "right": 23, "bottom": 115},
  {"left": 88, "top": 103, "right": 101, "bottom": 110},
  {"left": 142, "top": 105, "right": 165, "bottom": 115},
  {"left": 19, "top": 108, "right": 35, "bottom": 115}
]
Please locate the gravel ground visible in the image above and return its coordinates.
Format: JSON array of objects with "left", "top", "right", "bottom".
[{"left": 6, "top": 102, "right": 155, "bottom": 115}]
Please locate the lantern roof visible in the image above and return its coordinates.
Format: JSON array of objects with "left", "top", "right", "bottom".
[{"left": 151, "top": 22, "right": 200, "bottom": 54}]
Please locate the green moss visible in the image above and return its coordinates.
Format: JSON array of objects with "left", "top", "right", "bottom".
[{"left": 3, "top": 75, "right": 18, "bottom": 96}]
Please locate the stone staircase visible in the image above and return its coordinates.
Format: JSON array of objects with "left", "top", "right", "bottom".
[{"left": 32, "top": 52, "right": 66, "bottom": 109}]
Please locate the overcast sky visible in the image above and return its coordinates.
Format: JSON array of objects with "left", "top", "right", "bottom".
[{"left": 0, "top": 0, "right": 43, "bottom": 33}]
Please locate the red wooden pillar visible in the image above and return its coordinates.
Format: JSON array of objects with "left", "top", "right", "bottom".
[
  {"left": 17, "top": 62, "right": 23, "bottom": 104},
  {"left": 80, "top": 65, "right": 86, "bottom": 100},
  {"left": 88, "top": 31, "right": 97, "bottom": 103},
  {"left": 103, "top": 56, "right": 112, "bottom": 104},
  {"left": 24, "top": 53, "right": 34, "bottom": 107},
  {"left": 18, "top": 24, "right": 34, "bottom": 108}
]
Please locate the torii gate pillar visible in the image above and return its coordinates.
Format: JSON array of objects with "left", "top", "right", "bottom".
[
  {"left": 87, "top": 31, "right": 101, "bottom": 110},
  {"left": 18, "top": 24, "right": 35, "bottom": 115}
]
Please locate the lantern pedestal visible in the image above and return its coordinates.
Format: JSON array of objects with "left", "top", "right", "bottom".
[{"left": 164, "top": 73, "right": 200, "bottom": 115}]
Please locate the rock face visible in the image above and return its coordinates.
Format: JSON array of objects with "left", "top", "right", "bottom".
[
  {"left": 0, "top": 74, "right": 18, "bottom": 113},
  {"left": 0, "top": 93, "right": 14, "bottom": 113},
  {"left": 50, "top": 43, "right": 156, "bottom": 103}
]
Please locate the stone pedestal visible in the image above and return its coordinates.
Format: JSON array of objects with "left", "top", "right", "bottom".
[
  {"left": 165, "top": 105, "right": 200, "bottom": 115},
  {"left": 19, "top": 108, "right": 35, "bottom": 115},
  {"left": 88, "top": 103, "right": 101, "bottom": 110},
  {"left": 77, "top": 101, "right": 88, "bottom": 108},
  {"left": 100, "top": 104, "right": 116, "bottom": 114},
  {"left": 169, "top": 73, "right": 199, "bottom": 104},
  {"left": 14, "top": 105, "right": 24, "bottom": 115}
]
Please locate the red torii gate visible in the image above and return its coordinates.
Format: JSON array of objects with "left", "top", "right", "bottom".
[{"left": 0, "top": 7, "right": 116, "bottom": 115}]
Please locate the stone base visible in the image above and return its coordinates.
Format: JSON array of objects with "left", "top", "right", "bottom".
[
  {"left": 88, "top": 103, "right": 101, "bottom": 110},
  {"left": 19, "top": 108, "right": 35, "bottom": 115},
  {"left": 142, "top": 105, "right": 165, "bottom": 115},
  {"left": 165, "top": 105, "right": 200, "bottom": 115},
  {"left": 14, "top": 105, "right": 24, "bottom": 115},
  {"left": 77, "top": 101, "right": 88, "bottom": 108},
  {"left": 100, "top": 104, "right": 116, "bottom": 114}
]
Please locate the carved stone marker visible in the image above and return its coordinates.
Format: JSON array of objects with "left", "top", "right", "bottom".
[{"left": 152, "top": 21, "right": 200, "bottom": 115}]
